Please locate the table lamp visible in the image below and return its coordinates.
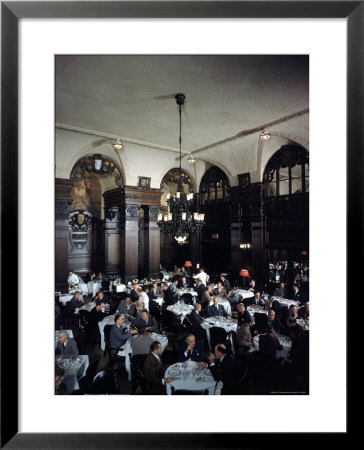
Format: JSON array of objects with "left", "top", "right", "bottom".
[{"left": 184, "top": 261, "right": 192, "bottom": 268}]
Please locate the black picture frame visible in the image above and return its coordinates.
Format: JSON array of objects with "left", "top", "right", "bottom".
[{"left": 1, "top": 1, "right": 355, "bottom": 448}]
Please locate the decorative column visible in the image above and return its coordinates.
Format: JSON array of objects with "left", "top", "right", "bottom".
[
  {"left": 103, "top": 186, "right": 162, "bottom": 282},
  {"left": 55, "top": 178, "right": 74, "bottom": 292},
  {"left": 147, "top": 206, "right": 161, "bottom": 279},
  {"left": 104, "top": 206, "right": 121, "bottom": 274}
]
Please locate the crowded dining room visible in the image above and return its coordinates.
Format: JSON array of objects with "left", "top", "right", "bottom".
[{"left": 55, "top": 55, "right": 309, "bottom": 396}]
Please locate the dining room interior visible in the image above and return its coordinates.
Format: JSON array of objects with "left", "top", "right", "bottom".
[{"left": 55, "top": 54, "right": 309, "bottom": 396}]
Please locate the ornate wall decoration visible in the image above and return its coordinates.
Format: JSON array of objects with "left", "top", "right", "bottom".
[
  {"left": 125, "top": 194, "right": 161, "bottom": 203},
  {"left": 55, "top": 201, "right": 70, "bottom": 215},
  {"left": 69, "top": 211, "right": 92, "bottom": 251},
  {"left": 105, "top": 208, "right": 118, "bottom": 222},
  {"left": 161, "top": 168, "right": 194, "bottom": 193},
  {"left": 125, "top": 206, "right": 139, "bottom": 217},
  {"left": 70, "top": 154, "right": 123, "bottom": 187},
  {"left": 137, "top": 176, "right": 151, "bottom": 190},
  {"left": 149, "top": 207, "right": 160, "bottom": 218}
]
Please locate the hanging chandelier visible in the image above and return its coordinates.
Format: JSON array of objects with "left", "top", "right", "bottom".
[{"left": 157, "top": 93, "right": 205, "bottom": 245}]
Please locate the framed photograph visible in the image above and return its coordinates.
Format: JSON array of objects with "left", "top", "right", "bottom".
[{"left": 1, "top": 0, "right": 355, "bottom": 447}]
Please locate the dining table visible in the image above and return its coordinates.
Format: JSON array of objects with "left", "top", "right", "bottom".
[
  {"left": 235, "top": 289, "right": 255, "bottom": 300},
  {"left": 58, "top": 293, "right": 84, "bottom": 305},
  {"left": 166, "top": 303, "right": 194, "bottom": 323},
  {"left": 253, "top": 333, "right": 292, "bottom": 363},
  {"left": 164, "top": 361, "right": 217, "bottom": 395},
  {"left": 272, "top": 296, "right": 299, "bottom": 308},
  {"left": 247, "top": 305, "right": 269, "bottom": 316},
  {"left": 202, "top": 316, "right": 237, "bottom": 353},
  {"left": 56, "top": 354, "right": 89, "bottom": 394},
  {"left": 296, "top": 318, "right": 309, "bottom": 330},
  {"left": 87, "top": 280, "right": 113, "bottom": 297},
  {"left": 124, "top": 332, "right": 168, "bottom": 381}
]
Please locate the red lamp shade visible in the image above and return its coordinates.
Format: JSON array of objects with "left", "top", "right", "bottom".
[
  {"left": 184, "top": 261, "right": 192, "bottom": 267},
  {"left": 239, "top": 269, "right": 250, "bottom": 278}
]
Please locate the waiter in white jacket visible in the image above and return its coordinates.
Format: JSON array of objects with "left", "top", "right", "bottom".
[{"left": 193, "top": 268, "right": 207, "bottom": 286}]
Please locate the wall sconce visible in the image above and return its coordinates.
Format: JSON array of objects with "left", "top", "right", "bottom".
[
  {"left": 240, "top": 243, "right": 252, "bottom": 249},
  {"left": 112, "top": 139, "right": 123, "bottom": 150}
]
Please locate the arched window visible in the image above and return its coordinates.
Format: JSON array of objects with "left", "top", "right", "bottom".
[
  {"left": 263, "top": 145, "right": 309, "bottom": 197},
  {"left": 160, "top": 168, "right": 194, "bottom": 208},
  {"left": 199, "top": 166, "right": 230, "bottom": 205}
]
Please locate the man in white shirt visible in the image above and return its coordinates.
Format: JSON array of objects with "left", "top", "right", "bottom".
[
  {"left": 138, "top": 288, "right": 149, "bottom": 312},
  {"left": 68, "top": 270, "right": 79, "bottom": 286},
  {"left": 193, "top": 267, "right": 207, "bottom": 286}
]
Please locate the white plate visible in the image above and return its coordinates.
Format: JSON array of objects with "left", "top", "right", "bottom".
[
  {"left": 204, "top": 369, "right": 212, "bottom": 377},
  {"left": 168, "top": 369, "right": 181, "bottom": 377}
]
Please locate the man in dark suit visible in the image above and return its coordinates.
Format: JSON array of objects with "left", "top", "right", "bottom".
[
  {"left": 208, "top": 297, "right": 229, "bottom": 318},
  {"left": 178, "top": 276, "right": 192, "bottom": 289},
  {"left": 178, "top": 334, "right": 205, "bottom": 363},
  {"left": 220, "top": 275, "right": 231, "bottom": 293},
  {"left": 292, "top": 284, "right": 306, "bottom": 305},
  {"left": 68, "top": 291, "right": 84, "bottom": 314},
  {"left": 130, "top": 329, "right": 154, "bottom": 355},
  {"left": 95, "top": 291, "right": 110, "bottom": 312},
  {"left": 200, "top": 286, "right": 212, "bottom": 311},
  {"left": 134, "top": 310, "right": 158, "bottom": 332},
  {"left": 248, "top": 279, "right": 259, "bottom": 293},
  {"left": 189, "top": 303, "right": 207, "bottom": 339},
  {"left": 298, "top": 301, "right": 309, "bottom": 320},
  {"left": 88, "top": 300, "right": 107, "bottom": 335},
  {"left": 130, "top": 284, "right": 140, "bottom": 302},
  {"left": 162, "top": 282, "right": 177, "bottom": 307},
  {"left": 236, "top": 302, "right": 253, "bottom": 326},
  {"left": 208, "top": 344, "right": 237, "bottom": 394},
  {"left": 273, "top": 282, "right": 288, "bottom": 298},
  {"left": 55, "top": 330, "right": 79, "bottom": 358},
  {"left": 195, "top": 280, "right": 206, "bottom": 300},
  {"left": 143, "top": 341, "right": 174, "bottom": 394},
  {"left": 109, "top": 314, "right": 137, "bottom": 357},
  {"left": 88, "top": 272, "right": 97, "bottom": 282},
  {"left": 268, "top": 296, "right": 283, "bottom": 316},
  {"left": 261, "top": 309, "right": 281, "bottom": 333},
  {"left": 212, "top": 282, "right": 228, "bottom": 298},
  {"left": 259, "top": 324, "right": 283, "bottom": 358},
  {"left": 117, "top": 295, "right": 136, "bottom": 319}
]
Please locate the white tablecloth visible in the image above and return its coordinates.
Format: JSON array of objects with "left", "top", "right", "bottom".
[
  {"left": 253, "top": 333, "right": 292, "bottom": 362},
  {"left": 202, "top": 317, "right": 237, "bottom": 353},
  {"left": 296, "top": 318, "right": 309, "bottom": 330},
  {"left": 247, "top": 306, "right": 269, "bottom": 317},
  {"left": 165, "top": 362, "right": 217, "bottom": 395},
  {"left": 78, "top": 302, "right": 96, "bottom": 313},
  {"left": 57, "top": 354, "right": 89, "bottom": 393},
  {"left": 208, "top": 298, "right": 232, "bottom": 316},
  {"left": 113, "top": 283, "right": 126, "bottom": 293},
  {"left": 59, "top": 294, "right": 84, "bottom": 305},
  {"left": 155, "top": 297, "right": 164, "bottom": 308},
  {"left": 88, "top": 281, "right": 113, "bottom": 297},
  {"left": 235, "top": 289, "right": 255, "bottom": 300},
  {"left": 272, "top": 296, "right": 299, "bottom": 308},
  {"left": 167, "top": 303, "right": 194, "bottom": 323},
  {"left": 124, "top": 333, "right": 168, "bottom": 381}
]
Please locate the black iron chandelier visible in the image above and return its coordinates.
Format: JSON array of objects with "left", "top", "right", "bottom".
[{"left": 157, "top": 93, "right": 205, "bottom": 245}]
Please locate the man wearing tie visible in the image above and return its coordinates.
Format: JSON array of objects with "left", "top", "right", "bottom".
[
  {"left": 207, "top": 297, "right": 229, "bottom": 318},
  {"left": 212, "top": 282, "right": 228, "bottom": 298},
  {"left": 208, "top": 344, "right": 237, "bottom": 394},
  {"left": 55, "top": 330, "right": 79, "bottom": 358},
  {"left": 178, "top": 334, "right": 206, "bottom": 363},
  {"left": 292, "top": 284, "right": 306, "bottom": 305},
  {"left": 135, "top": 309, "right": 158, "bottom": 332},
  {"left": 143, "top": 341, "right": 174, "bottom": 394}
]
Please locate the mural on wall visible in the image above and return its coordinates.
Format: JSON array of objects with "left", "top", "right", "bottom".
[{"left": 70, "top": 175, "right": 102, "bottom": 219}]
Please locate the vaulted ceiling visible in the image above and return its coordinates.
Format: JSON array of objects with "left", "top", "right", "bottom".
[{"left": 55, "top": 54, "right": 309, "bottom": 188}]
